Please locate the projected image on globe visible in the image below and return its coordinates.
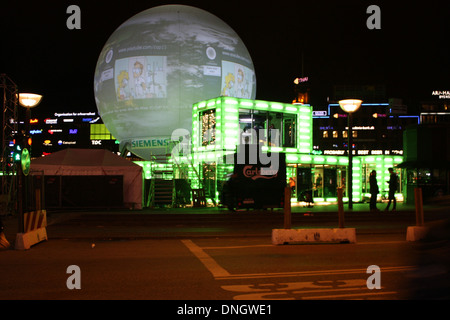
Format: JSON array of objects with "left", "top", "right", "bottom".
[
  {"left": 221, "top": 61, "right": 254, "bottom": 99},
  {"left": 115, "top": 56, "right": 167, "bottom": 101}
]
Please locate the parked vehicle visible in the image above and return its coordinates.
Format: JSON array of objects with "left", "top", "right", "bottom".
[{"left": 221, "top": 144, "right": 286, "bottom": 211}]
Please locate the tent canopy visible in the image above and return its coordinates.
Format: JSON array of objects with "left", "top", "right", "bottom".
[{"left": 31, "top": 149, "right": 143, "bottom": 209}]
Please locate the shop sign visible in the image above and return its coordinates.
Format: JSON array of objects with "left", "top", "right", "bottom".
[
  {"left": 243, "top": 165, "right": 278, "bottom": 180},
  {"left": 313, "top": 111, "right": 327, "bottom": 117},
  {"left": 432, "top": 91, "right": 450, "bottom": 99},
  {"left": 294, "top": 77, "right": 309, "bottom": 84},
  {"left": 45, "top": 118, "right": 58, "bottom": 124}
]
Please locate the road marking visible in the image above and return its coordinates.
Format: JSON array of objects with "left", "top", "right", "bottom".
[
  {"left": 214, "top": 265, "right": 415, "bottom": 280},
  {"left": 182, "top": 239, "right": 411, "bottom": 300},
  {"left": 181, "top": 239, "right": 231, "bottom": 278},
  {"left": 182, "top": 239, "right": 416, "bottom": 281},
  {"left": 201, "top": 240, "right": 406, "bottom": 250},
  {"left": 222, "top": 279, "right": 398, "bottom": 300},
  {"left": 202, "top": 244, "right": 272, "bottom": 250},
  {"left": 356, "top": 241, "right": 406, "bottom": 245},
  {"left": 301, "top": 291, "right": 398, "bottom": 300}
]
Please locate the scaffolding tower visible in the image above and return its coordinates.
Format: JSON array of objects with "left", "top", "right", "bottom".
[{"left": 1, "top": 74, "right": 18, "bottom": 215}]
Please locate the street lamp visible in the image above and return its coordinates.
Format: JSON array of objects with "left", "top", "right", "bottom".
[
  {"left": 16, "top": 93, "right": 42, "bottom": 233},
  {"left": 339, "top": 99, "right": 362, "bottom": 209},
  {"left": 18, "top": 93, "right": 42, "bottom": 108},
  {"left": 17, "top": 93, "right": 42, "bottom": 156}
]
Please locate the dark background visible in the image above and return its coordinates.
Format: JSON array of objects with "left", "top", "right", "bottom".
[{"left": 1, "top": 0, "right": 449, "bottom": 116}]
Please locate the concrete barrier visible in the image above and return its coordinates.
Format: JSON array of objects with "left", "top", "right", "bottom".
[
  {"left": 15, "top": 227, "right": 48, "bottom": 250},
  {"left": 272, "top": 228, "right": 356, "bottom": 245},
  {"left": 406, "top": 226, "right": 429, "bottom": 242},
  {"left": 15, "top": 210, "right": 48, "bottom": 250}
]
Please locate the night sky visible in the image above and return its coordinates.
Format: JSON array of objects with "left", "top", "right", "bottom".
[{"left": 1, "top": 0, "right": 449, "bottom": 117}]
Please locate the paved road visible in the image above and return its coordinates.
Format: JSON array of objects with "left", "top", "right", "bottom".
[{"left": 1, "top": 205, "right": 449, "bottom": 303}]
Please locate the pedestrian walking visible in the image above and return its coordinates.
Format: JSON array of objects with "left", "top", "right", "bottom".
[
  {"left": 369, "top": 170, "right": 379, "bottom": 212},
  {"left": 222, "top": 174, "right": 238, "bottom": 212},
  {"left": 385, "top": 168, "right": 398, "bottom": 212}
]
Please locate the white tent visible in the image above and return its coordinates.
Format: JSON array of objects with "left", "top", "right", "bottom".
[{"left": 30, "top": 149, "right": 142, "bottom": 209}]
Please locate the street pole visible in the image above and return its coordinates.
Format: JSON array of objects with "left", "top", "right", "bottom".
[
  {"left": 414, "top": 187, "right": 424, "bottom": 227},
  {"left": 284, "top": 187, "right": 291, "bottom": 229},
  {"left": 17, "top": 160, "right": 23, "bottom": 233},
  {"left": 348, "top": 112, "right": 353, "bottom": 210},
  {"left": 337, "top": 187, "right": 345, "bottom": 228}
]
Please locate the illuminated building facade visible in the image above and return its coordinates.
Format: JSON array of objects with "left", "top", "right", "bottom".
[
  {"left": 400, "top": 94, "right": 450, "bottom": 204},
  {"left": 25, "top": 112, "right": 119, "bottom": 157},
  {"left": 313, "top": 101, "right": 419, "bottom": 156},
  {"left": 21, "top": 99, "right": 409, "bottom": 207},
  {"left": 178, "top": 96, "right": 406, "bottom": 205}
]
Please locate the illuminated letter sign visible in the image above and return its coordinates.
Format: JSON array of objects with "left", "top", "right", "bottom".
[
  {"left": 131, "top": 138, "right": 170, "bottom": 149},
  {"left": 313, "top": 111, "right": 327, "bottom": 117},
  {"left": 294, "top": 77, "right": 309, "bottom": 84},
  {"left": 69, "top": 129, "right": 78, "bottom": 134},
  {"left": 45, "top": 118, "right": 58, "bottom": 124},
  {"left": 91, "top": 140, "right": 102, "bottom": 145},
  {"left": 432, "top": 91, "right": 450, "bottom": 99}
]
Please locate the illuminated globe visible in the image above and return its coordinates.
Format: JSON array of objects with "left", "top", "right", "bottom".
[{"left": 94, "top": 5, "right": 256, "bottom": 160}]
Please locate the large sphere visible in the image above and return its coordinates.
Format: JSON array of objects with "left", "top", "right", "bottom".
[{"left": 94, "top": 5, "right": 256, "bottom": 160}]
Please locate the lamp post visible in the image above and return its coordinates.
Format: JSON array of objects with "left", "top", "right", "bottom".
[
  {"left": 338, "top": 99, "right": 362, "bottom": 210},
  {"left": 18, "top": 93, "right": 42, "bottom": 153},
  {"left": 18, "top": 93, "right": 43, "bottom": 108},
  {"left": 17, "top": 93, "right": 42, "bottom": 232}
]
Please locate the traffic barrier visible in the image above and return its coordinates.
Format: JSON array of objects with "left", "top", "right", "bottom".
[
  {"left": 406, "top": 188, "right": 429, "bottom": 241},
  {"left": 15, "top": 210, "right": 48, "bottom": 250},
  {"left": 272, "top": 187, "right": 356, "bottom": 245},
  {"left": 24, "top": 210, "right": 47, "bottom": 233}
]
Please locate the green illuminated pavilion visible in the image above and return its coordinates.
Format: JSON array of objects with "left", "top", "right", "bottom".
[{"left": 135, "top": 96, "right": 404, "bottom": 206}]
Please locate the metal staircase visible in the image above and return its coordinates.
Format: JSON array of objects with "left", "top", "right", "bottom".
[
  {"left": 150, "top": 154, "right": 175, "bottom": 207},
  {"left": 147, "top": 140, "right": 218, "bottom": 208}
]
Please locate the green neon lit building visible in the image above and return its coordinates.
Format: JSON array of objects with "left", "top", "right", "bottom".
[{"left": 135, "top": 96, "right": 404, "bottom": 207}]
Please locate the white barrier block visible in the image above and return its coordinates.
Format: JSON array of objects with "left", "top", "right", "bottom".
[
  {"left": 406, "top": 226, "right": 429, "bottom": 242},
  {"left": 15, "top": 227, "right": 48, "bottom": 250},
  {"left": 272, "top": 228, "right": 356, "bottom": 245}
]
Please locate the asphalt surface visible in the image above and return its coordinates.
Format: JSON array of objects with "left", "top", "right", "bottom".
[
  {"left": 1, "top": 201, "right": 448, "bottom": 244},
  {"left": 1, "top": 202, "right": 449, "bottom": 302}
]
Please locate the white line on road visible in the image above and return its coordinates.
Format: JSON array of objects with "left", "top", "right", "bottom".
[
  {"left": 181, "top": 239, "right": 231, "bottom": 278},
  {"left": 201, "top": 240, "right": 406, "bottom": 250},
  {"left": 301, "top": 291, "right": 398, "bottom": 300},
  {"left": 214, "top": 266, "right": 416, "bottom": 280},
  {"left": 182, "top": 239, "right": 416, "bottom": 281}
]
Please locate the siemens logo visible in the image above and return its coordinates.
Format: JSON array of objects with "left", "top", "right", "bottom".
[{"left": 132, "top": 138, "right": 170, "bottom": 148}]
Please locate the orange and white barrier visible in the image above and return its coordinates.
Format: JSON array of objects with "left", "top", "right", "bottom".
[
  {"left": 15, "top": 210, "right": 48, "bottom": 250},
  {"left": 24, "top": 210, "right": 47, "bottom": 233}
]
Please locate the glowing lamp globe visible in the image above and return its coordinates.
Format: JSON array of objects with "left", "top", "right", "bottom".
[
  {"left": 18, "top": 93, "right": 42, "bottom": 108},
  {"left": 338, "top": 99, "right": 362, "bottom": 113},
  {"left": 94, "top": 5, "right": 256, "bottom": 160}
]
